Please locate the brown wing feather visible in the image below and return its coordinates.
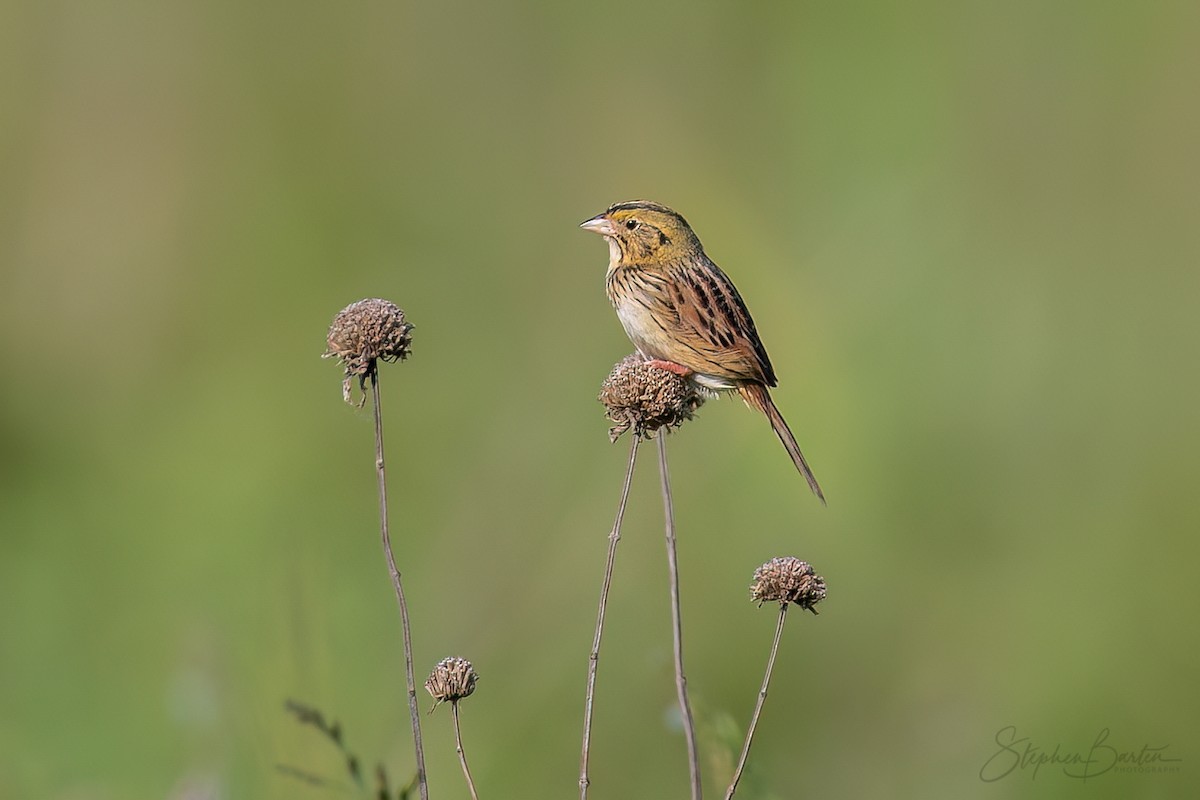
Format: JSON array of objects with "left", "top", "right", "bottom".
[{"left": 665, "top": 259, "right": 777, "bottom": 386}]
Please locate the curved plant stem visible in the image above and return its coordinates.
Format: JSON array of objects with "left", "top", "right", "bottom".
[
  {"left": 371, "top": 372, "right": 429, "bottom": 800},
  {"left": 452, "top": 701, "right": 480, "bottom": 800},
  {"left": 657, "top": 435, "right": 702, "bottom": 800},
  {"left": 724, "top": 604, "right": 789, "bottom": 800},
  {"left": 579, "top": 436, "right": 641, "bottom": 800}
]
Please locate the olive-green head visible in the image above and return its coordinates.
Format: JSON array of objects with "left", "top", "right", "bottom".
[{"left": 580, "top": 200, "right": 705, "bottom": 264}]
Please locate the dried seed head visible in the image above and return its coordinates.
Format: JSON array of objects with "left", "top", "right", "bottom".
[
  {"left": 598, "top": 354, "right": 705, "bottom": 441},
  {"left": 750, "top": 557, "right": 827, "bottom": 613},
  {"left": 424, "top": 657, "right": 478, "bottom": 709},
  {"left": 323, "top": 298, "right": 413, "bottom": 405}
]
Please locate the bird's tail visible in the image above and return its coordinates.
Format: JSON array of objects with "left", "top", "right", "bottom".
[{"left": 738, "top": 383, "right": 826, "bottom": 505}]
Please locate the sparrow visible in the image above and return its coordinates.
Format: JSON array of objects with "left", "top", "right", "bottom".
[{"left": 581, "top": 200, "right": 824, "bottom": 503}]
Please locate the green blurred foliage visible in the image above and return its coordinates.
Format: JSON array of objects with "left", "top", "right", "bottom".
[{"left": 2, "top": 1, "right": 1197, "bottom": 798}]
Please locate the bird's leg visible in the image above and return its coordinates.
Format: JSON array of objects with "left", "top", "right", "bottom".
[{"left": 646, "top": 359, "right": 694, "bottom": 378}]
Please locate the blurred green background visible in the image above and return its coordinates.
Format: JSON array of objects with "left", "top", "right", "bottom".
[{"left": 2, "top": 1, "right": 1197, "bottom": 798}]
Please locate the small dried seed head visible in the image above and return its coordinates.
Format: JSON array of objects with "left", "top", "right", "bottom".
[
  {"left": 598, "top": 354, "right": 704, "bottom": 441},
  {"left": 425, "top": 657, "right": 478, "bottom": 709},
  {"left": 323, "top": 298, "right": 413, "bottom": 405},
  {"left": 750, "top": 557, "right": 827, "bottom": 613}
]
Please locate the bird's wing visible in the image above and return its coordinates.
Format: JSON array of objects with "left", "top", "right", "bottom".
[{"left": 665, "top": 260, "right": 778, "bottom": 386}]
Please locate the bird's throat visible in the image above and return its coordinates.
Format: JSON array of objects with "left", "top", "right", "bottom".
[{"left": 603, "top": 236, "right": 623, "bottom": 271}]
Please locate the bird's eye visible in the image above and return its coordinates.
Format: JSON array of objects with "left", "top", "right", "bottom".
[{"left": 624, "top": 219, "right": 639, "bottom": 230}]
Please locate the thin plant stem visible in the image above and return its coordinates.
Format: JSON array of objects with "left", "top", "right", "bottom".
[
  {"left": 657, "top": 434, "right": 702, "bottom": 800},
  {"left": 724, "top": 604, "right": 789, "bottom": 800},
  {"left": 579, "top": 436, "right": 641, "bottom": 800},
  {"left": 451, "top": 701, "right": 480, "bottom": 800},
  {"left": 281, "top": 700, "right": 364, "bottom": 789},
  {"left": 371, "top": 371, "right": 429, "bottom": 800}
]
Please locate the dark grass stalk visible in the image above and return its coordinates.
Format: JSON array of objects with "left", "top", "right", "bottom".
[
  {"left": 657, "top": 435, "right": 702, "bottom": 800},
  {"left": 371, "top": 372, "right": 429, "bottom": 800},
  {"left": 724, "top": 604, "right": 789, "bottom": 800},
  {"left": 579, "top": 436, "right": 641, "bottom": 800},
  {"left": 451, "top": 701, "right": 481, "bottom": 800},
  {"left": 279, "top": 700, "right": 364, "bottom": 790}
]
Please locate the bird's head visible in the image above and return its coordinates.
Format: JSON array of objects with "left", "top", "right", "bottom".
[{"left": 580, "top": 200, "right": 703, "bottom": 265}]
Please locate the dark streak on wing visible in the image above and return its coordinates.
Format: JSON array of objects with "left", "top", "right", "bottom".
[
  {"left": 679, "top": 271, "right": 717, "bottom": 342},
  {"left": 684, "top": 259, "right": 778, "bottom": 386}
]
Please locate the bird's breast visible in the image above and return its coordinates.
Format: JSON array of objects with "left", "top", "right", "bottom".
[
  {"left": 612, "top": 292, "right": 671, "bottom": 361},
  {"left": 608, "top": 275, "right": 740, "bottom": 392}
]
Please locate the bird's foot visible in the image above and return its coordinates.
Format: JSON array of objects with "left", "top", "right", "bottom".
[{"left": 645, "top": 359, "right": 694, "bottom": 378}]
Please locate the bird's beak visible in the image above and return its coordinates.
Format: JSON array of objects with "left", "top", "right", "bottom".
[{"left": 579, "top": 214, "right": 617, "bottom": 237}]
